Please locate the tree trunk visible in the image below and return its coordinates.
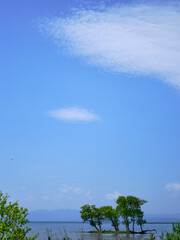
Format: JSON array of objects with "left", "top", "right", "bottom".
[
  {"left": 126, "top": 224, "right": 130, "bottom": 232},
  {"left": 115, "top": 225, "right": 119, "bottom": 231},
  {"left": 112, "top": 220, "right": 117, "bottom": 231},
  {"left": 94, "top": 225, "right": 99, "bottom": 232},
  {"left": 140, "top": 224, "right": 143, "bottom": 232},
  {"left": 125, "top": 217, "right": 130, "bottom": 232},
  {"left": 132, "top": 220, "right": 135, "bottom": 232}
]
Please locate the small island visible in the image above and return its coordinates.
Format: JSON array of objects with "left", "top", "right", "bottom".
[{"left": 80, "top": 195, "right": 155, "bottom": 234}]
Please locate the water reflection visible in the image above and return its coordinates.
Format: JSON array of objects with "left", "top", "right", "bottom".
[{"left": 81, "top": 233, "right": 146, "bottom": 240}]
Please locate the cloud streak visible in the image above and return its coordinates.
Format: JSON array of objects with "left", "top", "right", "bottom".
[
  {"left": 56, "top": 185, "right": 83, "bottom": 201},
  {"left": 166, "top": 183, "right": 180, "bottom": 191},
  {"left": 48, "top": 107, "right": 100, "bottom": 123},
  {"left": 42, "top": 3, "right": 180, "bottom": 87},
  {"left": 106, "top": 191, "right": 121, "bottom": 200}
]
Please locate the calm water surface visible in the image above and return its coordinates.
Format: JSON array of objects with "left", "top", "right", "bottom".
[{"left": 27, "top": 222, "right": 173, "bottom": 240}]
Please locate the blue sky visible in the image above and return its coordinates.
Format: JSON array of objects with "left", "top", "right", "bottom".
[{"left": 1, "top": 0, "right": 180, "bottom": 214}]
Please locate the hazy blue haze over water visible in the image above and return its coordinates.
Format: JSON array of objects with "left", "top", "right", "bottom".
[{"left": 27, "top": 222, "right": 174, "bottom": 240}]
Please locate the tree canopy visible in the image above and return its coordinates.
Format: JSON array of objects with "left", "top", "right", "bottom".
[
  {"left": 116, "top": 195, "right": 147, "bottom": 232},
  {"left": 80, "top": 204, "right": 104, "bottom": 232},
  {"left": 101, "top": 206, "right": 120, "bottom": 231},
  {"left": 0, "top": 191, "right": 38, "bottom": 240}
]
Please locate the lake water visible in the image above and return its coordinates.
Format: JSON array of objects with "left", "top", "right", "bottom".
[{"left": 27, "top": 222, "right": 175, "bottom": 240}]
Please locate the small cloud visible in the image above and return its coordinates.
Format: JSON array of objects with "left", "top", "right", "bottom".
[
  {"left": 42, "top": 195, "right": 49, "bottom": 200},
  {"left": 58, "top": 185, "right": 82, "bottom": 197},
  {"left": 48, "top": 107, "right": 100, "bottom": 123},
  {"left": 59, "top": 185, "right": 73, "bottom": 193},
  {"left": 85, "top": 190, "right": 92, "bottom": 200},
  {"left": 21, "top": 186, "right": 26, "bottom": 191},
  {"left": 166, "top": 183, "right": 180, "bottom": 191},
  {"left": 25, "top": 195, "right": 34, "bottom": 202},
  {"left": 73, "top": 187, "right": 82, "bottom": 194},
  {"left": 106, "top": 191, "right": 121, "bottom": 200},
  {"left": 56, "top": 198, "right": 61, "bottom": 202}
]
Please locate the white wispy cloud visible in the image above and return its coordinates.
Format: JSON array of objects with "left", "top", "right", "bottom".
[
  {"left": 48, "top": 107, "right": 100, "bottom": 122},
  {"left": 42, "top": 195, "right": 49, "bottom": 200},
  {"left": 85, "top": 190, "right": 92, "bottom": 200},
  {"left": 25, "top": 195, "right": 34, "bottom": 202},
  {"left": 106, "top": 191, "right": 121, "bottom": 200},
  {"left": 42, "top": 3, "right": 180, "bottom": 87},
  {"left": 56, "top": 185, "right": 82, "bottom": 202},
  {"left": 73, "top": 187, "right": 82, "bottom": 194},
  {"left": 59, "top": 185, "right": 82, "bottom": 195},
  {"left": 166, "top": 183, "right": 180, "bottom": 191},
  {"left": 59, "top": 185, "right": 73, "bottom": 193}
]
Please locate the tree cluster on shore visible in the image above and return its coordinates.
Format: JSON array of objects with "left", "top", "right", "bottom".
[{"left": 80, "top": 195, "right": 147, "bottom": 233}]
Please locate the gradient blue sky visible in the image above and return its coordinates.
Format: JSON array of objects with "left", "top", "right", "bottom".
[{"left": 1, "top": 0, "right": 180, "bottom": 214}]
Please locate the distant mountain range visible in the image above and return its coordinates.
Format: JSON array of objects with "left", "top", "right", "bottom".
[{"left": 28, "top": 209, "right": 180, "bottom": 222}]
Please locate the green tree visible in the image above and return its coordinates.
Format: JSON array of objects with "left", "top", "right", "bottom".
[
  {"left": 127, "top": 196, "right": 147, "bottom": 232},
  {"left": 116, "top": 196, "right": 131, "bottom": 232},
  {"left": 126, "top": 196, "right": 139, "bottom": 232},
  {"left": 116, "top": 195, "right": 147, "bottom": 232},
  {"left": 101, "top": 206, "right": 120, "bottom": 231},
  {"left": 0, "top": 191, "right": 38, "bottom": 240},
  {"left": 136, "top": 210, "right": 147, "bottom": 232},
  {"left": 80, "top": 205, "right": 104, "bottom": 232}
]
